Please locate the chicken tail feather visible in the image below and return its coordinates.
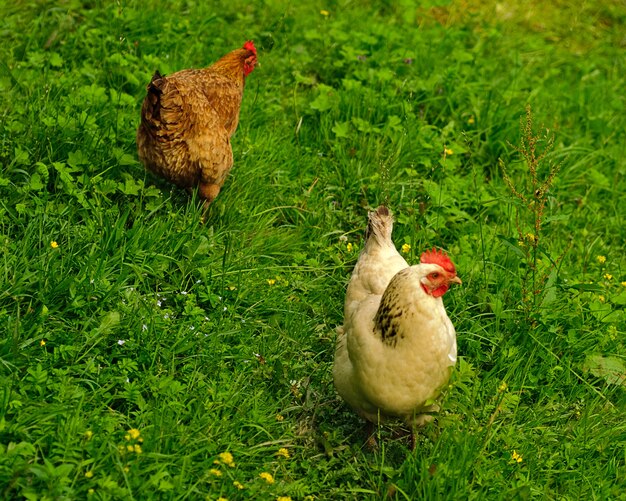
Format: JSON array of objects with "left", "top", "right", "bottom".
[
  {"left": 145, "top": 71, "right": 165, "bottom": 120},
  {"left": 365, "top": 205, "right": 393, "bottom": 248}
]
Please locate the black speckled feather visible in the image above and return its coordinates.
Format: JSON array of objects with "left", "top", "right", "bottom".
[{"left": 373, "top": 268, "right": 411, "bottom": 347}]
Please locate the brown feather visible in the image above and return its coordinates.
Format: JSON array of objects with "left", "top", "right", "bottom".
[{"left": 136, "top": 42, "right": 257, "bottom": 205}]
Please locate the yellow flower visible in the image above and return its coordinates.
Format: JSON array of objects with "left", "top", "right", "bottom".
[
  {"left": 123, "top": 466, "right": 130, "bottom": 473},
  {"left": 468, "top": 116, "right": 475, "bottom": 124},
  {"left": 128, "top": 428, "right": 141, "bottom": 440},
  {"left": 134, "top": 444, "right": 142, "bottom": 454},
  {"left": 88, "top": 489, "right": 95, "bottom": 495},
  {"left": 277, "top": 447, "right": 290, "bottom": 459},
  {"left": 621, "top": 281, "right": 626, "bottom": 287},
  {"left": 218, "top": 451, "right": 235, "bottom": 467},
  {"left": 277, "top": 497, "right": 292, "bottom": 501},
  {"left": 217, "top": 498, "right": 228, "bottom": 501},
  {"left": 85, "top": 470, "right": 94, "bottom": 478},
  {"left": 275, "top": 414, "right": 284, "bottom": 422},
  {"left": 50, "top": 241, "right": 58, "bottom": 248},
  {"left": 444, "top": 147, "right": 453, "bottom": 156},
  {"left": 346, "top": 242, "right": 353, "bottom": 252},
  {"left": 511, "top": 450, "right": 523, "bottom": 463},
  {"left": 85, "top": 430, "right": 93, "bottom": 440},
  {"left": 598, "top": 295, "right": 606, "bottom": 303},
  {"left": 40, "top": 339, "right": 46, "bottom": 346},
  {"left": 320, "top": 9, "right": 329, "bottom": 16},
  {"left": 267, "top": 278, "right": 276, "bottom": 286},
  {"left": 210, "top": 468, "right": 222, "bottom": 477},
  {"left": 126, "top": 445, "right": 134, "bottom": 452},
  {"left": 233, "top": 481, "right": 244, "bottom": 490},
  {"left": 401, "top": 243, "right": 411, "bottom": 254},
  {"left": 597, "top": 255, "right": 606, "bottom": 264},
  {"left": 259, "top": 472, "right": 275, "bottom": 484},
  {"left": 604, "top": 273, "right": 613, "bottom": 280},
  {"left": 498, "top": 381, "right": 507, "bottom": 393}
]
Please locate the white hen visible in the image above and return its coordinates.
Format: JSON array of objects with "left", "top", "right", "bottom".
[{"left": 333, "top": 205, "right": 461, "bottom": 439}]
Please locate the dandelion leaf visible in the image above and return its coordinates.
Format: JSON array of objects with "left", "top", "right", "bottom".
[
  {"left": 583, "top": 354, "right": 626, "bottom": 387},
  {"left": 96, "top": 311, "right": 121, "bottom": 335}
]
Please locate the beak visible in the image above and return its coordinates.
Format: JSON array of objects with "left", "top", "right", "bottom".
[{"left": 449, "top": 275, "right": 462, "bottom": 285}]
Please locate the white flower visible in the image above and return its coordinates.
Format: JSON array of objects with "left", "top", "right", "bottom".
[
  {"left": 157, "top": 300, "right": 162, "bottom": 307},
  {"left": 180, "top": 291, "right": 188, "bottom": 295},
  {"left": 117, "top": 339, "right": 126, "bottom": 346},
  {"left": 142, "top": 324, "right": 148, "bottom": 331}
]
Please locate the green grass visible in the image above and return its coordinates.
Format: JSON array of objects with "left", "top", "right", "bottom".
[{"left": 1, "top": 0, "right": 625, "bottom": 499}]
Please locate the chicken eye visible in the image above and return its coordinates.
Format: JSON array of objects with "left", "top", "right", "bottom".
[{"left": 429, "top": 272, "right": 440, "bottom": 280}]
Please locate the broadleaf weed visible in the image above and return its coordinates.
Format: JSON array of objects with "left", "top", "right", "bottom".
[{"left": 500, "top": 105, "right": 569, "bottom": 318}]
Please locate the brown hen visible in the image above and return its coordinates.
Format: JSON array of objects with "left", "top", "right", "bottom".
[{"left": 136, "top": 41, "right": 257, "bottom": 205}]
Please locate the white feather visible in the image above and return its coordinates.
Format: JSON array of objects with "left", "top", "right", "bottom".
[{"left": 333, "top": 207, "right": 460, "bottom": 427}]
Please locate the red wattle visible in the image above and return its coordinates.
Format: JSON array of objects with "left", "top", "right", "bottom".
[{"left": 431, "top": 285, "right": 449, "bottom": 298}]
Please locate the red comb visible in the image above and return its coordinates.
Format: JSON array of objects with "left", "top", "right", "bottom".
[
  {"left": 243, "top": 40, "right": 257, "bottom": 55},
  {"left": 420, "top": 248, "right": 456, "bottom": 274}
]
